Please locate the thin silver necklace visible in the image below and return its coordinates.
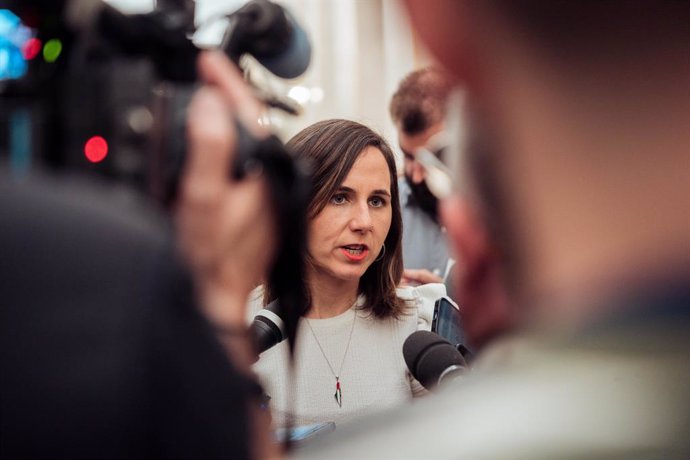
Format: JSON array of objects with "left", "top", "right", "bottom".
[{"left": 305, "top": 310, "right": 357, "bottom": 408}]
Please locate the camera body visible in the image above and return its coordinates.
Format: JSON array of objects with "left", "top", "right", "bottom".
[
  {"left": 1, "top": 0, "right": 311, "bottom": 351},
  {"left": 1, "top": 0, "right": 309, "bottom": 201}
]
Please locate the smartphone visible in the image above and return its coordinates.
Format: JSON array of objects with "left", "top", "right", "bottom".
[
  {"left": 273, "top": 421, "right": 336, "bottom": 445},
  {"left": 431, "top": 297, "right": 465, "bottom": 350}
]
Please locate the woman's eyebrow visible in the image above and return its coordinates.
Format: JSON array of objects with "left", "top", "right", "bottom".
[{"left": 337, "top": 186, "right": 391, "bottom": 197}]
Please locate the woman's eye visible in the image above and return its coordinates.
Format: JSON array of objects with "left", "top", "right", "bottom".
[
  {"left": 331, "top": 194, "right": 347, "bottom": 205},
  {"left": 369, "top": 196, "right": 386, "bottom": 208}
]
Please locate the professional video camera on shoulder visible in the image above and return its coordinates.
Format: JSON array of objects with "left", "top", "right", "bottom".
[
  {"left": 1, "top": 0, "right": 311, "bottom": 201},
  {"left": 1, "top": 0, "right": 311, "bottom": 355}
]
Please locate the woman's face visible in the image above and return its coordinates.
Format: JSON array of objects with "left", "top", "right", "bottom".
[{"left": 308, "top": 146, "right": 393, "bottom": 284}]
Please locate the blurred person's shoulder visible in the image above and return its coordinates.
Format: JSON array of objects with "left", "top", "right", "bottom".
[
  {"left": 0, "top": 171, "right": 258, "bottom": 458},
  {"left": 0, "top": 170, "right": 171, "bottom": 244},
  {"left": 296, "top": 330, "right": 690, "bottom": 459}
]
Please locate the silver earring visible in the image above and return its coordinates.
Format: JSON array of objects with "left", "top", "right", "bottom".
[{"left": 375, "top": 243, "right": 386, "bottom": 262}]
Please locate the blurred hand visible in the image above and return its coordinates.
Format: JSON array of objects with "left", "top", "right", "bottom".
[
  {"left": 176, "top": 51, "right": 276, "bottom": 328},
  {"left": 401, "top": 268, "right": 444, "bottom": 286}
]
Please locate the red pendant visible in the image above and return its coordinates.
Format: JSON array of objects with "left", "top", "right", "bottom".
[{"left": 334, "top": 377, "right": 342, "bottom": 407}]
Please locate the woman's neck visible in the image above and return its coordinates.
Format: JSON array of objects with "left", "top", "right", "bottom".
[{"left": 306, "top": 270, "right": 359, "bottom": 319}]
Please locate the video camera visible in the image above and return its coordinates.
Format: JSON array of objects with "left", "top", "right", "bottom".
[
  {"left": 1, "top": 0, "right": 309, "bottom": 195},
  {"left": 0, "top": 0, "right": 310, "bottom": 352}
]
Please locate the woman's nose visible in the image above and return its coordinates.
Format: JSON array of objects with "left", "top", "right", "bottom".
[{"left": 349, "top": 203, "right": 374, "bottom": 233}]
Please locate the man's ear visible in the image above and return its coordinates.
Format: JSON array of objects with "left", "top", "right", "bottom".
[
  {"left": 441, "top": 195, "right": 488, "bottom": 277},
  {"left": 441, "top": 195, "right": 512, "bottom": 349}
]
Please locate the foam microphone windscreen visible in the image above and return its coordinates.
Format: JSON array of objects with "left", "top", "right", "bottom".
[{"left": 403, "top": 330, "right": 466, "bottom": 389}]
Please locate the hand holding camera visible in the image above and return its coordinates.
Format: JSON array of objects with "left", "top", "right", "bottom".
[{"left": 176, "top": 51, "right": 276, "bottom": 329}]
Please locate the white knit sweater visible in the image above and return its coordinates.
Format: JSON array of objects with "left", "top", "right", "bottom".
[{"left": 248, "top": 284, "right": 444, "bottom": 428}]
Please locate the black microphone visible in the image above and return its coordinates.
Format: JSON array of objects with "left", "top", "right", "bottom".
[
  {"left": 251, "top": 300, "right": 286, "bottom": 355},
  {"left": 403, "top": 330, "right": 467, "bottom": 390},
  {"left": 66, "top": 0, "right": 312, "bottom": 81},
  {"left": 222, "top": 0, "right": 311, "bottom": 79}
]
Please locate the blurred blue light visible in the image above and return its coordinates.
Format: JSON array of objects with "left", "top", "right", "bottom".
[
  {"left": 0, "top": 9, "right": 33, "bottom": 81},
  {"left": 0, "top": 40, "right": 27, "bottom": 80},
  {"left": 0, "top": 10, "right": 21, "bottom": 37}
]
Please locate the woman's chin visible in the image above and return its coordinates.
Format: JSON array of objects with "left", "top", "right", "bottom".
[
  {"left": 333, "top": 266, "right": 369, "bottom": 282},
  {"left": 310, "top": 261, "right": 372, "bottom": 284},
  {"left": 337, "top": 272, "right": 366, "bottom": 282}
]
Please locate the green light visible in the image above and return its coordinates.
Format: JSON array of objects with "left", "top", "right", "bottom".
[{"left": 43, "top": 39, "right": 62, "bottom": 63}]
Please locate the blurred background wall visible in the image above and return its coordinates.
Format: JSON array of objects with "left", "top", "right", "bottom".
[{"left": 268, "top": 0, "right": 431, "bottom": 148}]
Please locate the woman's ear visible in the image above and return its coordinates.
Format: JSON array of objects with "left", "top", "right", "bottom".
[{"left": 441, "top": 196, "right": 513, "bottom": 349}]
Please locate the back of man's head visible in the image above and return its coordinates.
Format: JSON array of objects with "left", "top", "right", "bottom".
[{"left": 405, "top": 0, "right": 690, "bottom": 321}]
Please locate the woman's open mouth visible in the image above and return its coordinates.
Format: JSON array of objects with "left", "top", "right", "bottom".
[{"left": 340, "top": 244, "right": 369, "bottom": 261}]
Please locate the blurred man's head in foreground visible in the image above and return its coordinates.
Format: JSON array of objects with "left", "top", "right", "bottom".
[{"left": 404, "top": 0, "right": 690, "bottom": 329}]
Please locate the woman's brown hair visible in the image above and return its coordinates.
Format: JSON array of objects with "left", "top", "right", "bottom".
[{"left": 266, "top": 119, "right": 406, "bottom": 318}]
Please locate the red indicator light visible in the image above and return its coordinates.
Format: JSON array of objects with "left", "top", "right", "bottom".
[
  {"left": 23, "top": 38, "right": 42, "bottom": 60},
  {"left": 84, "top": 136, "right": 108, "bottom": 163}
]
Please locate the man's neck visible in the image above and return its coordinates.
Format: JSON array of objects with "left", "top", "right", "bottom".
[{"left": 525, "top": 255, "right": 690, "bottom": 334}]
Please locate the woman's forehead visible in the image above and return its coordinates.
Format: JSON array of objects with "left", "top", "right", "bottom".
[{"left": 340, "top": 146, "right": 391, "bottom": 191}]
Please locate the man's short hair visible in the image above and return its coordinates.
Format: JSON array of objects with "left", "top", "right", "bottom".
[{"left": 389, "top": 67, "right": 454, "bottom": 136}]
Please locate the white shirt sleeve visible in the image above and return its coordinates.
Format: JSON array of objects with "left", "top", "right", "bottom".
[
  {"left": 396, "top": 283, "right": 448, "bottom": 397},
  {"left": 412, "top": 282, "right": 447, "bottom": 331}
]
